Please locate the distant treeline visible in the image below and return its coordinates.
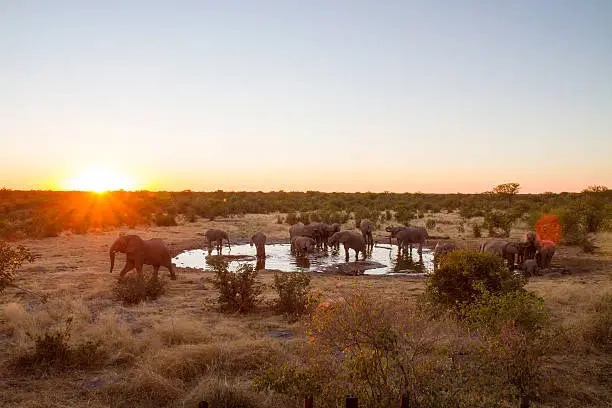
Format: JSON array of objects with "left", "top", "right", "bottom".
[{"left": 0, "top": 187, "right": 610, "bottom": 243}]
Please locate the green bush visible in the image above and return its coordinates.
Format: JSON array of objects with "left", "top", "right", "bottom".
[
  {"left": 211, "top": 261, "right": 263, "bottom": 313},
  {"left": 154, "top": 213, "right": 177, "bottom": 227},
  {"left": 425, "top": 219, "right": 436, "bottom": 230},
  {"left": 276, "top": 214, "right": 284, "bottom": 224},
  {"left": 472, "top": 223, "right": 482, "bottom": 238},
  {"left": 484, "top": 210, "right": 515, "bottom": 237},
  {"left": 113, "top": 275, "right": 167, "bottom": 305},
  {"left": 285, "top": 212, "right": 299, "bottom": 225},
  {"left": 583, "top": 292, "right": 612, "bottom": 350},
  {"left": 16, "top": 317, "right": 105, "bottom": 371},
  {"left": 272, "top": 272, "right": 312, "bottom": 318},
  {"left": 0, "top": 241, "right": 34, "bottom": 295},
  {"left": 425, "top": 250, "right": 523, "bottom": 309}
]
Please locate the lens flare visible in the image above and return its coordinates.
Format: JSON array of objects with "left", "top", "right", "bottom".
[{"left": 535, "top": 214, "right": 561, "bottom": 243}]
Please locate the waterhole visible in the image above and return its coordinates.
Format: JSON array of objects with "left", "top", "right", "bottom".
[{"left": 173, "top": 243, "right": 434, "bottom": 275}]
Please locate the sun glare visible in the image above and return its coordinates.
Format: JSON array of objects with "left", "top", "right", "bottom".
[{"left": 65, "top": 168, "right": 136, "bottom": 192}]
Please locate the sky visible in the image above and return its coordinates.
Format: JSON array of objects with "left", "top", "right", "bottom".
[{"left": 1, "top": 0, "right": 611, "bottom": 193}]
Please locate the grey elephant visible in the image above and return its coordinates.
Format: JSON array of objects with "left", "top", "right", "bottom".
[
  {"left": 480, "top": 239, "right": 520, "bottom": 269},
  {"left": 433, "top": 242, "right": 459, "bottom": 269},
  {"left": 385, "top": 225, "right": 407, "bottom": 245},
  {"left": 328, "top": 231, "right": 366, "bottom": 262},
  {"left": 109, "top": 234, "right": 176, "bottom": 282},
  {"left": 536, "top": 240, "right": 556, "bottom": 269},
  {"left": 291, "top": 236, "right": 316, "bottom": 258},
  {"left": 523, "top": 259, "right": 538, "bottom": 276},
  {"left": 289, "top": 223, "right": 321, "bottom": 251},
  {"left": 396, "top": 227, "right": 428, "bottom": 255},
  {"left": 204, "top": 229, "right": 230, "bottom": 253},
  {"left": 250, "top": 232, "right": 266, "bottom": 259},
  {"left": 326, "top": 223, "right": 341, "bottom": 250},
  {"left": 359, "top": 219, "right": 374, "bottom": 248},
  {"left": 521, "top": 231, "right": 541, "bottom": 262}
]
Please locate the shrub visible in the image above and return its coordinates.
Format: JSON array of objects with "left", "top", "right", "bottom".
[
  {"left": 285, "top": 212, "right": 299, "bottom": 225},
  {"left": 583, "top": 292, "right": 612, "bottom": 350},
  {"left": 385, "top": 209, "right": 392, "bottom": 221},
  {"left": 0, "top": 241, "right": 34, "bottom": 295},
  {"left": 425, "top": 250, "right": 523, "bottom": 309},
  {"left": 113, "top": 275, "right": 167, "bottom": 305},
  {"left": 472, "top": 223, "right": 482, "bottom": 238},
  {"left": 276, "top": 214, "right": 284, "bottom": 224},
  {"left": 394, "top": 206, "right": 415, "bottom": 226},
  {"left": 185, "top": 208, "right": 198, "bottom": 223},
  {"left": 484, "top": 210, "right": 515, "bottom": 237},
  {"left": 425, "top": 219, "right": 436, "bottom": 230},
  {"left": 272, "top": 272, "right": 312, "bottom": 318},
  {"left": 211, "top": 261, "right": 263, "bottom": 313},
  {"left": 154, "top": 213, "right": 177, "bottom": 227},
  {"left": 16, "top": 317, "right": 105, "bottom": 371}
]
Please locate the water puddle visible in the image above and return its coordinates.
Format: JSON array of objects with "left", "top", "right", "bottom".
[{"left": 173, "top": 243, "right": 433, "bottom": 275}]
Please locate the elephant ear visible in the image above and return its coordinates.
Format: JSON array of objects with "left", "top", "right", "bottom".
[{"left": 125, "top": 235, "right": 143, "bottom": 254}]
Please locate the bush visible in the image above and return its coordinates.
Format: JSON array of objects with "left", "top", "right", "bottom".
[
  {"left": 285, "top": 212, "right": 299, "bottom": 225},
  {"left": 583, "top": 292, "right": 612, "bottom": 350},
  {"left": 154, "top": 213, "right": 177, "bottom": 227},
  {"left": 272, "top": 272, "right": 312, "bottom": 318},
  {"left": 472, "top": 223, "right": 482, "bottom": 238},
  {"left": 484, "top": 210, "right": 515, "bottom": 237},
  {"left": 16, "top": 317, "right": 105, "bottom": 371},
  {"left": 394, "top": 206, "right": 415, "bottom": 226},
  {"left": 425, "top": 219, "right": 436, "bottom": 230},
  {"left": 276, "top": 214, "right": 284, "bottom": 224},
  {"left": 0, "top": 241, "right": 34, "bottom": 295},
  {"left": 211, "top": 261, "right": 263, "bottom": 313},
  {"left": 113, "top": 275, "right": 167, "bottom": 305},
  {"left": 426, "top": 250, "right": 523, "bottom": 309}
]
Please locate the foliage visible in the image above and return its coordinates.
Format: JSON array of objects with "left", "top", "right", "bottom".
[
  {"left": 0, "top": 241, "right": 34, "bottom": 295},
  {"left": 394, "top": 205, "right": 415, "bottom": 226},
  {"left": 425, "top": 250, "right": 523, "bottom": 309},
  {"left": 154, "top": 213, "right": 177, "bottom": 227},
  {"left": 472, "top": 223, "right": 482, "bottom": 238},
  {"left": 484, "top": 210, "right": 515, "bottom": 237},
  {"left": 285, "top": 212, "right": 299, "bottom": 225},
  {"left": 272, "top": 272, "right": 313, "bottom": 319},
  {"left": 113, "top": 275, "right": 168, "bottom": 305},
  {"left": 425, "top": 219, "right": 436, "bottom": 230},
  {"left": 211, "top": 261, "right": 263, "bottom": 313},
  {"left": 492, "top": 183, "right": 520, "bottom": 208},
  {"left": 583, "top": 292, "right": 612, "bottom": 351},
  {"left": 16, "top": 317, "right": 105, "bottom": 371}
]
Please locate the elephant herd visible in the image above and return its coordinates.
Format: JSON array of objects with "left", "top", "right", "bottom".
[
  {"left": 108, "top": 222, "right": 556, "bottom": 284},
  {"left": 433, "top": 231, "right": 556, "bottom": 275}
]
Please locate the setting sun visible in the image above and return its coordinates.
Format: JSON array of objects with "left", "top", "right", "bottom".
[{"left": 64, "top": 168, "right": 136, "bottom": 192}]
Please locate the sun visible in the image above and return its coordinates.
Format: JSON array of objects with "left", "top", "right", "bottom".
[{"left": 64, "top": 168, "right": 136, "bottom": 192}]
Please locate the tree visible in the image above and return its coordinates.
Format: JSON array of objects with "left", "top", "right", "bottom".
[
  {"left": 0, "top": 241, "right": 34, "bottom": 295},
  {"left": 492, "top": 183, "right": 520, "bottom": 208},
  {"left": 582, "top": 185, "right": 608, "bottom": 193}
]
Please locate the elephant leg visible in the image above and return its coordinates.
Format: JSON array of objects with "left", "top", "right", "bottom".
[
  {"left": 134, "top": 258, "right": 145, "bottom": 282},
  {"left": 118, "top": 260, "right": 135, "bottom": 280},
  {"left": 150, "top": 265, "right": 160, "bottom": 282},
  {"left": 417, "top": 242, "right": 423, "bottom": 254},
  {"left": 344, "top": 247, "right": 349, "bottom": 262},
  {"left": 167, "top": 262, "right": 176, "bottom": 280},
  {"left": 354, "top": 249, "right": 358, "bottom": 261}
]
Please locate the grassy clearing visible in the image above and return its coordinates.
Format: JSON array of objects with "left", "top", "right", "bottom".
[{"left": 0, "top": 212, "right": 610, "bottom": 407}]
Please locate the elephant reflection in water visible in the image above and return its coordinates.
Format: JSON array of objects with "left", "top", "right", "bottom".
[
  {"left": 296, "top": 257, "right": 311, "bottom": 269},
  {"left": 392, "top": 250, "right": 425, "bottom": 273}
]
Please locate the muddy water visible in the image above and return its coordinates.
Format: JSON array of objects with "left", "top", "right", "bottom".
[{"left": 173, "top": 243, "right": 434, "bottom": 275}]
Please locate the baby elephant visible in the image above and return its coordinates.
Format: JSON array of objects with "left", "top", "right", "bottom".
[
  {"left": 204, "top": 229, "right": 230, "bottom": 253},
  {"left": 523, "top": 259, "right": 538, "bottom": 276},
  {"left": 250, "top": 232, "right": 266, "bottom": 259},
  {"left": 109, "top": 234, "right": 176, "bottom": 282},
  {"left": 328, "top": 231, "right": 366, "bottom": 262},
  {"left": 291, "top": 236, "right": 316, "bottom": 258}
]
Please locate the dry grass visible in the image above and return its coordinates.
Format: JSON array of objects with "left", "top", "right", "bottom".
[{"left": 0, "top": 212, "right": 610, "bottom": 407}]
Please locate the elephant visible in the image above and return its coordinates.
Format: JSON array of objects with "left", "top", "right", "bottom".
[
  {"left": 396, "top": 227, "right": 428, "bottom": 255},
  {"left": 480, "top": 239, "right": 520, "bottom": 270},
  {"left": 291, "top": 236, "right": 316, "bottom": 258},
  {"left": 109, "top": 234, "right": 176, "bottom": 282},
  {"left": 289, "top": 223, "right": 321, "bottom": 251},
  {"left": 326, "top": 223, "right": 341, "bottom": 250},
  {"left": 523, "top": 259, "right": 538, "bottom": 276},
  {"left": 536, "top": 240, "right": 556, "bottom": 269},
  {"left": 328, "top": 231, "right": 366, "bottom": 262},
  {"left": 204, "top": 229, "right": 230, "bottom": 253},
  {"left": 433, "top": 242, "right": 459, "bottom": 269},
  {"left": 521, "top": 231, "right": 541, "bottom": 262},
  {"left": 250, "top": 232, "right": 266, "bottom": 259},
  {"left": 385, "top": 225, "right": 407, "bottom": 245},
  {"left": 359, "top": 219, "right": 374, "bottom": 248}
]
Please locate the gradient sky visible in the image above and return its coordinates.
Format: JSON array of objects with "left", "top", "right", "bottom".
[{"left": 1, "top": 0, "right": 611, "bottom": 193}]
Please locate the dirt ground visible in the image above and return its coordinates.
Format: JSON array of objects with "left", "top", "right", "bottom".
[{"left": 1, "top": 212, "right": 610, "bottom": 407}]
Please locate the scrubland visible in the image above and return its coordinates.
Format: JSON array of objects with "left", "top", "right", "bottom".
[{"left": 1, "top": 191, "right": 611, "bottom": 407}]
